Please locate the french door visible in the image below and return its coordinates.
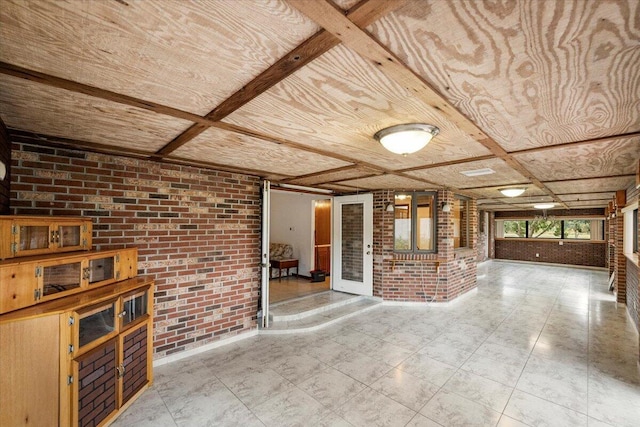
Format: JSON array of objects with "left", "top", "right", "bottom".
[{"left": 331, "top": 193, "right": 373, "bottom": 296}]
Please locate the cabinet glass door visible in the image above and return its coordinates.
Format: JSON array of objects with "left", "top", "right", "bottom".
[
  {"left": 42, "top": 262, "right": 82, "bottom": 297},
  {"left": 87, "top": 256, "right": 116, "bottom": 285},
  {"left": 59, "top": 225, "right": 82, "bottom": 248},
  {"left": 121, "top": 289, "right": 148, "bottom": 328},
  {"left": 18, "top": 225, "right": 51, "bottom": 252},
  {"left": 78, "top": 301, "right": 116, "bottom": 348}
]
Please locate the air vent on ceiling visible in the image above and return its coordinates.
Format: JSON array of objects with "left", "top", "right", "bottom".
[{"left": 460, "top": 168, "right": 496, "bottom": 177}]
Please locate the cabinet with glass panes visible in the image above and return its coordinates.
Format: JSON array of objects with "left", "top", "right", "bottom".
[
  {"left": 0, "top": 215, "right": 92, "bottom": 259},
  {"left": 0, "top": 276, "right": 154, "bottom": 427},
  {"left": 0, "top": 247, "right": 138, "bottom": 314}
]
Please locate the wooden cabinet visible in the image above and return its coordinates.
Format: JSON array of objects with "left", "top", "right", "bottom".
[
  {"left": 0, "top": 276, "right": 154, "bottom": 427},
  {"left": 0, "top": 247, "right": 138, "bottom": 314},
  {"left": 0, "top": 215, "right": 92, "bottom": 259}
]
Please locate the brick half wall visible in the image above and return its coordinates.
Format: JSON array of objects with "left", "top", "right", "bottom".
[
  {"left": 10, "top": 143, "right": 261, "bottom": 359},
  {"left": 495, "top": 239, "right": 606, "bottom": 267}
]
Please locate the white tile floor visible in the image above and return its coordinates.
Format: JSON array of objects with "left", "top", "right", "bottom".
[{"left": 112, "top": 261, "right": 640, "bottom": 427}]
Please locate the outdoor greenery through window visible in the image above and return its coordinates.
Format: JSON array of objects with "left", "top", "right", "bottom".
[
  {"left": 394, "top": 192, "right": 436, "bottom": 252},
  {"left": 499, "top": 219, "right": 603, "bottom": 240}
]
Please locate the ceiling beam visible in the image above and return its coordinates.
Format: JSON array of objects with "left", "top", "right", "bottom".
[
  {"left": 395, "top": 154, "right": 496, "bottom": 173},
  {"left": 0, "top": 61, "right": 213, "bottom": 126},
  {"left": 154, "top": 0, "right": 407, "bottom": 157},
  {"left": 8, "top": 129, "right": 294, "bottom": 178},
  {"left": 280, "top": 164, "right": 361, "bottom": 183},
  {"left": 287, "top": 0, "right": 568, "bottom": 209},
  {"left": 542, "top": 174, "right": 635, "bottom": 184}
]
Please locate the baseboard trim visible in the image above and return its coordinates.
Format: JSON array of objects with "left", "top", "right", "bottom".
[
  {"left": 153, "top": 329, "right": 259, "bottom": 367},
  {"left": 493, "top": 258, "right": 607, "bottom": 271}
]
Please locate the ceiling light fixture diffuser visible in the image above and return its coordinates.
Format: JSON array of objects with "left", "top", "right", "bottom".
[
  {"left": 499, "top": 188, "right": 526, "bottom": 197},
  {"left": 460, "top": 168, "right": 495, "bottom": 177},
  {"left": 533, "top": 203, "right": 555, "bottom": 209},
  {"left": 374, "top": 123, "right": 439, "bottom": 155}
]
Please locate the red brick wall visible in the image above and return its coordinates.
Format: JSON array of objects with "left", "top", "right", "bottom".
[
  {"left": 477, "top": 210, "right": 489, "bottom": 262},
  {"left": 614, "top": 210, "right": 626, "bottom": 303},
  {"left": 495, "top": 239, "right": 606, "bottom": 267},
  {"left": 10, "top": 142, "right": 261, "bottom": 359},
  {"left": 0, "top": 119, "right": 10, "bottom": 214},
  {"left": 373, "top": 190, "right": 477, "bottom": 302}
]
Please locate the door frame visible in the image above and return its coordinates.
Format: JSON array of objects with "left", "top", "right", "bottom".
[
  {"left": 260, "top": 180, "right": 270, "bottom": 328},
  {"left": 331, "top": 193, "right": 373, "bottom": 296}
]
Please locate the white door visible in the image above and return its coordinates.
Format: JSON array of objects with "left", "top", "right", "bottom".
[
  {"left": 332, "top": 193, "right": 373, "bottom": 296},
  {"left": 260, "top": 180, "right": 271, "bottom": 327}
]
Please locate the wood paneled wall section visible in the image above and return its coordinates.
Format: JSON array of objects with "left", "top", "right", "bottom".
[
  {"left": 314, "top": 200, "right": 331, "bottom": 245},
  {"left": 0, "top": 118, "right": 10, "bottom": 214}
]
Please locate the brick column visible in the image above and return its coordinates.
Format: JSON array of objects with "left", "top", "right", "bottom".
[{"left": 614, "top": 211, "right": 626, "bottom": 303}]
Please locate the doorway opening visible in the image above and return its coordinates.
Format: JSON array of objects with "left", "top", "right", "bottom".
[{"left": 268, "top": 190, "right": 331, "bottom": 304}]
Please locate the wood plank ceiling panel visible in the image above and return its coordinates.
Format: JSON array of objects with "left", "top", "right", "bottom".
[
  {"left": 170, "top": 127, "right": 351, "bottom": 176},
  {"left": 337, "top": 174, "right": 435, "bottom": 190},
  {"left": 406, "top": 158, "right": 528, "bottom": 189},
  {"left": 512, "top": 137, "right": 640, "bottom": 181},
  {"left": 368, "top": 0, "right": 640, "bottom": 151},
  {"left": 546, "top": 176, "right": 636, "bottom": 194},
  {"left": 0, "top": 0, "right": 319, "bottom": 115},
  {"left": 223, "top": 44, "right": 491, "bottom": 171},
  {"left": 0, "top": 75, "right": 190, "bottom": 152}
]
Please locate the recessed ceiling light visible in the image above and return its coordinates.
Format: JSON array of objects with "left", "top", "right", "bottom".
[
  {"left": 460, "top": 168, "right": 495, "bottom": 177},
  {"left": 499, "top": 188, "right": 526, "bottom": 197},
  {"left": 533, "top": 203, "right": 555, "bottom": 209}
]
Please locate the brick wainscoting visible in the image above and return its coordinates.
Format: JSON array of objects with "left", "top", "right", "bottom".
[
  {"left": 495, "top": 239, "right": 606, "bottom": 267},
  {"left": 10, "top": 143, "right": 261, "bottom": 359}
]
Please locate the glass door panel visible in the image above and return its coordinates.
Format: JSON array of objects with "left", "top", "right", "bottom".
[
  {"left": 19, "top": 225, "right": 50, "bottom": 251},
  {"left": 341, "top": 203, "right": 364, "bottom": 283},
  {"left": 88, "top": 256, "right": 116, "bottom": 285},
  {"left": 79, "top": 301, "right": 116, "bottom": 348},
  {"left": 43, "top": 262, "right": 82, "bottom": 296},
  {"left": 59, "top": 225, "right": 81, "bottom": 247},
  {"left": 121, "top": 290, "right": 148, "bottom": 327}
]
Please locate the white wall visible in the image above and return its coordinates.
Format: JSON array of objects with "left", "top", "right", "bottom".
[{"left": 270, "top": 190, "right": 319, "bottom": 276}]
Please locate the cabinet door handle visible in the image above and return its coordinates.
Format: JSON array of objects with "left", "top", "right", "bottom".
[
  {"left": 50, "top": 230, "right": 57, "bottom": 244},
  {"left": 116, "top": 364, "right": 126, "bottom": 378},
  {"left": 118, "top": 310, "right": 127, "bottom": 318}
]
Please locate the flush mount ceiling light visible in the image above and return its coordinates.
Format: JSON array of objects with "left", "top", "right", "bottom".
[
  {"left": 533, "top": 203, "right": 555, "bottom": 209},
  {"left": 499, "top": 188, "right": 526, "bottom": 197},
  {"left": 374, "top": 123, "right": 440, "bottom": 155}
]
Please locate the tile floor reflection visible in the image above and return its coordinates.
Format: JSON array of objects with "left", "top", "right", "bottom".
[{"left": 112, "top": 261, "right": 640, "bottom": 427}]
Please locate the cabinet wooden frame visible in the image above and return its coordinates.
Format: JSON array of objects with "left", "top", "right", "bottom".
[
  {"left": 0, "top": 276, "right": 154, "bottom": 427},
  {"left": 0, "top": 215, "right": 92, "bottom": 260},
  {"left": 0, "top": 247, "right": 138, "bottom": 314}
]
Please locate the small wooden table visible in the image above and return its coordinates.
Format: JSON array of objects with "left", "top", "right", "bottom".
[{"left": 270, "top": 259, "right": 299, "bottom": 281}]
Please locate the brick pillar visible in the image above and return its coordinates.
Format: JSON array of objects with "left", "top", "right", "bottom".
[{"left": 614, "top": 211, "right": 626, "bottom": 303}]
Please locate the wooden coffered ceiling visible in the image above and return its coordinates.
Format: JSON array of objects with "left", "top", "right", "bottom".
[{"left": 0, "top": 0, "right": 638, "bottom": 210}]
